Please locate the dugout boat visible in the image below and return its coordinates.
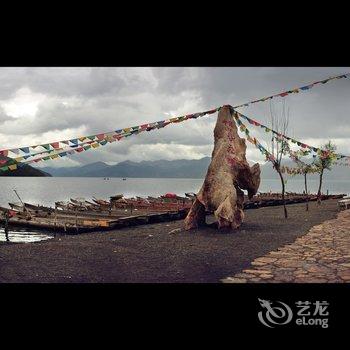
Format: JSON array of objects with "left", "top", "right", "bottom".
[
  {"left": 92, "top": 197, "right": 110, "bottom": 206},
  {"left": 55, "top": 201, "right": 75, "bottom": 210},
  {"left": 110, "top": 194, "right": 124, "bottom": 201},
  {"left": 0, "top": 206, "right": 18, "bottom": 216},
  {"left": 24, "top": 202, "right": 54, "bottom": 213},
  {"left": 9, "top": 202, "right": 26, "bottom": 212}
]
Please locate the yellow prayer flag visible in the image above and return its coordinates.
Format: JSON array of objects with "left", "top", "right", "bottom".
[{"left": 8, "top": 164, "right": 18, "bottom": 171}]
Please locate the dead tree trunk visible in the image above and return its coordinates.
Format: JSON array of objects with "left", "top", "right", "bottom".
[
  {"left": 184, "top": 106, "right": 261, "bottom": 231},
  {"left": 276, "top": 167, "right": 288, "bottom": 218},
  {"left": 304, "top": 172, "right": 309, "bottom": 211},
  {"left": 317, "top": 168, "right": 324, "bottom": 205}
]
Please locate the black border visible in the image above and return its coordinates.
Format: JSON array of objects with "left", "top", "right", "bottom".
[
  {"left": 1, "top": 283, "right": 349, "bottom": 333},
  {"left": 1, "top": 17, "right": 349, "bottom": 333}
]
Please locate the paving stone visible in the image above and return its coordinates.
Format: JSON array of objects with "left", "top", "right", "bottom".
[
  {"left": 251, "top": 261, "right": 266, "bottom": 266},
  {"left": 250, "top": 277, "right": 263, "bottom": 282},
  {"left": 234, "top": 273, "right": 255, "bottom": 279},
  {"left": 338, "top": 272, "right": 350, "bottom": 281},
  {"left": 253, "top": 257, "right": 277, "bottom": 264},
  {"left": 221, "top": 277, "right": 247, "bottom": 283},
  {"left": 295, "top": 277, "right": 328, "bottom": 283},
  {"left": 249, "top": 269, "right": 273, "bottom": 275},
  {"left": 274, "top": 259, "right": 304, "bottom": 268},
  {"left": 242, "top": 269, "right": 265, "bottom": 275},
  {"left": 305, "top": 265, "right": 333, "bottom": 274}
]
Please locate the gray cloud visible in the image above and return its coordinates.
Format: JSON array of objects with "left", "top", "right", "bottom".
[
  {"left": 0, "top": 106, "right": 13, "bottom": 124},
  {"left": 0, "top": 67, "right": 349, "bottom": 167}
]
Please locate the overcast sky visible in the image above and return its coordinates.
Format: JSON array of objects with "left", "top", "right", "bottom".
[{"left": 0, "top": 67, "right": 349, "bottom": 168}]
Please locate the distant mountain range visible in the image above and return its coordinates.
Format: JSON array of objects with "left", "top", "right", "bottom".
[
  {"left": 37, "top": 157, "right": 349, "bottom": 180},
  {"left": 39, "top": 158, "right": 213, "bottom": 178}
]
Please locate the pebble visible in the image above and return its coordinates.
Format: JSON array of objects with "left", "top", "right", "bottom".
[{"left": 168, "top": 228, "right": 182, "bottom": 235}]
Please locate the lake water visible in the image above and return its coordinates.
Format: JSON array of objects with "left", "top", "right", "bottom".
[
  {"left": 1, "top": 177, "right": 350, "bottom": 208},
  {"left": 0, "top": 227, "right": 54, "bottom": 243},
  {"left": 1, "top": 177, "right": 349, "bottom": 243}
]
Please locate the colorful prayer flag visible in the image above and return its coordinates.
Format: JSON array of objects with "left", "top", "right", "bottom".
[{"left": 8, "top": 164, "right": 17, "bottom": 170}]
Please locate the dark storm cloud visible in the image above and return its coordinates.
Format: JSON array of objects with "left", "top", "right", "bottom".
[{"left": 0, "top": 67, "right": 349, "bottom": 166}]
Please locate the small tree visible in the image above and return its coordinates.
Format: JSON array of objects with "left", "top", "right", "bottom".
[
  {"left": 291, "top": 149, "right": 317, "bottom": 212},
  {"left": 313, "top": 141, "right": 337, "bottom": 204},
  {"left": 295, "top": 163, "right": 316, "bottom": 211},
  {"left": 268, "top": 100, "right": 290, "bottom": 219}
]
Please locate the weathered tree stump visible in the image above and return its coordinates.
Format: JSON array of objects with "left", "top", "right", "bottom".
[{"left": 184, "top": 105, "right": 261, "bottom": 231}]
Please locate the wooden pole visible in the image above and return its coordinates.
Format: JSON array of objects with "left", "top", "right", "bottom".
[
  {"left": 304, "top": 172, "right": 309, "bottom": 212},
  {"left": 54, "top": 204, "right": 57, "bottom": 237},
  {"left": 75, "top": 208, "right": 78, "bottom": 234},
  {"left": 4, "top": 210, "right": 9, "bottom": 242}
]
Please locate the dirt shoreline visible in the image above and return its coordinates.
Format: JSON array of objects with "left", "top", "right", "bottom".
[{"left": 0, "top": 199, "right": 341, "bottom": 283}]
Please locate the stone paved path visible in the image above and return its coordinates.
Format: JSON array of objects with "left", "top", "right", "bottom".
[{"left": 222, "top": 209, "right": 350, "bottom": 283}]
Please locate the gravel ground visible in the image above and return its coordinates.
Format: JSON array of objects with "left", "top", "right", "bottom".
[{"left": 0, "top": 199, "right": 341, "bottom": 283}]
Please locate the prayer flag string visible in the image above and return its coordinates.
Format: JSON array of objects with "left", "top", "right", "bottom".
[{"left": 232, "top": 72, "right": 350, "bottom": 109}]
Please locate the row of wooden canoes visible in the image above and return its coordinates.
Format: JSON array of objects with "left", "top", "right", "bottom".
[
  {"left": 1, "top": 192, "right": 346, "bottom": 217},
  {"left": 0, "top": 193, "right": 195, "bottom": 233},
  {"left": 0, "top": 203, "right": 189, "bottom": 233},
  {"left": 0, "top": 193, "right": 346, "bottom": 234},
  {"left": 3, "top": 193, "right": 194, "bottom": 214}
]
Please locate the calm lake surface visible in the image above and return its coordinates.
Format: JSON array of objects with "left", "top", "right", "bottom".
[
  {"left": 1, "top": 177, "right": 349, "bottom": 243},
  {"left": 1, "top": 177, "right": 349, "bottom": 208}
]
